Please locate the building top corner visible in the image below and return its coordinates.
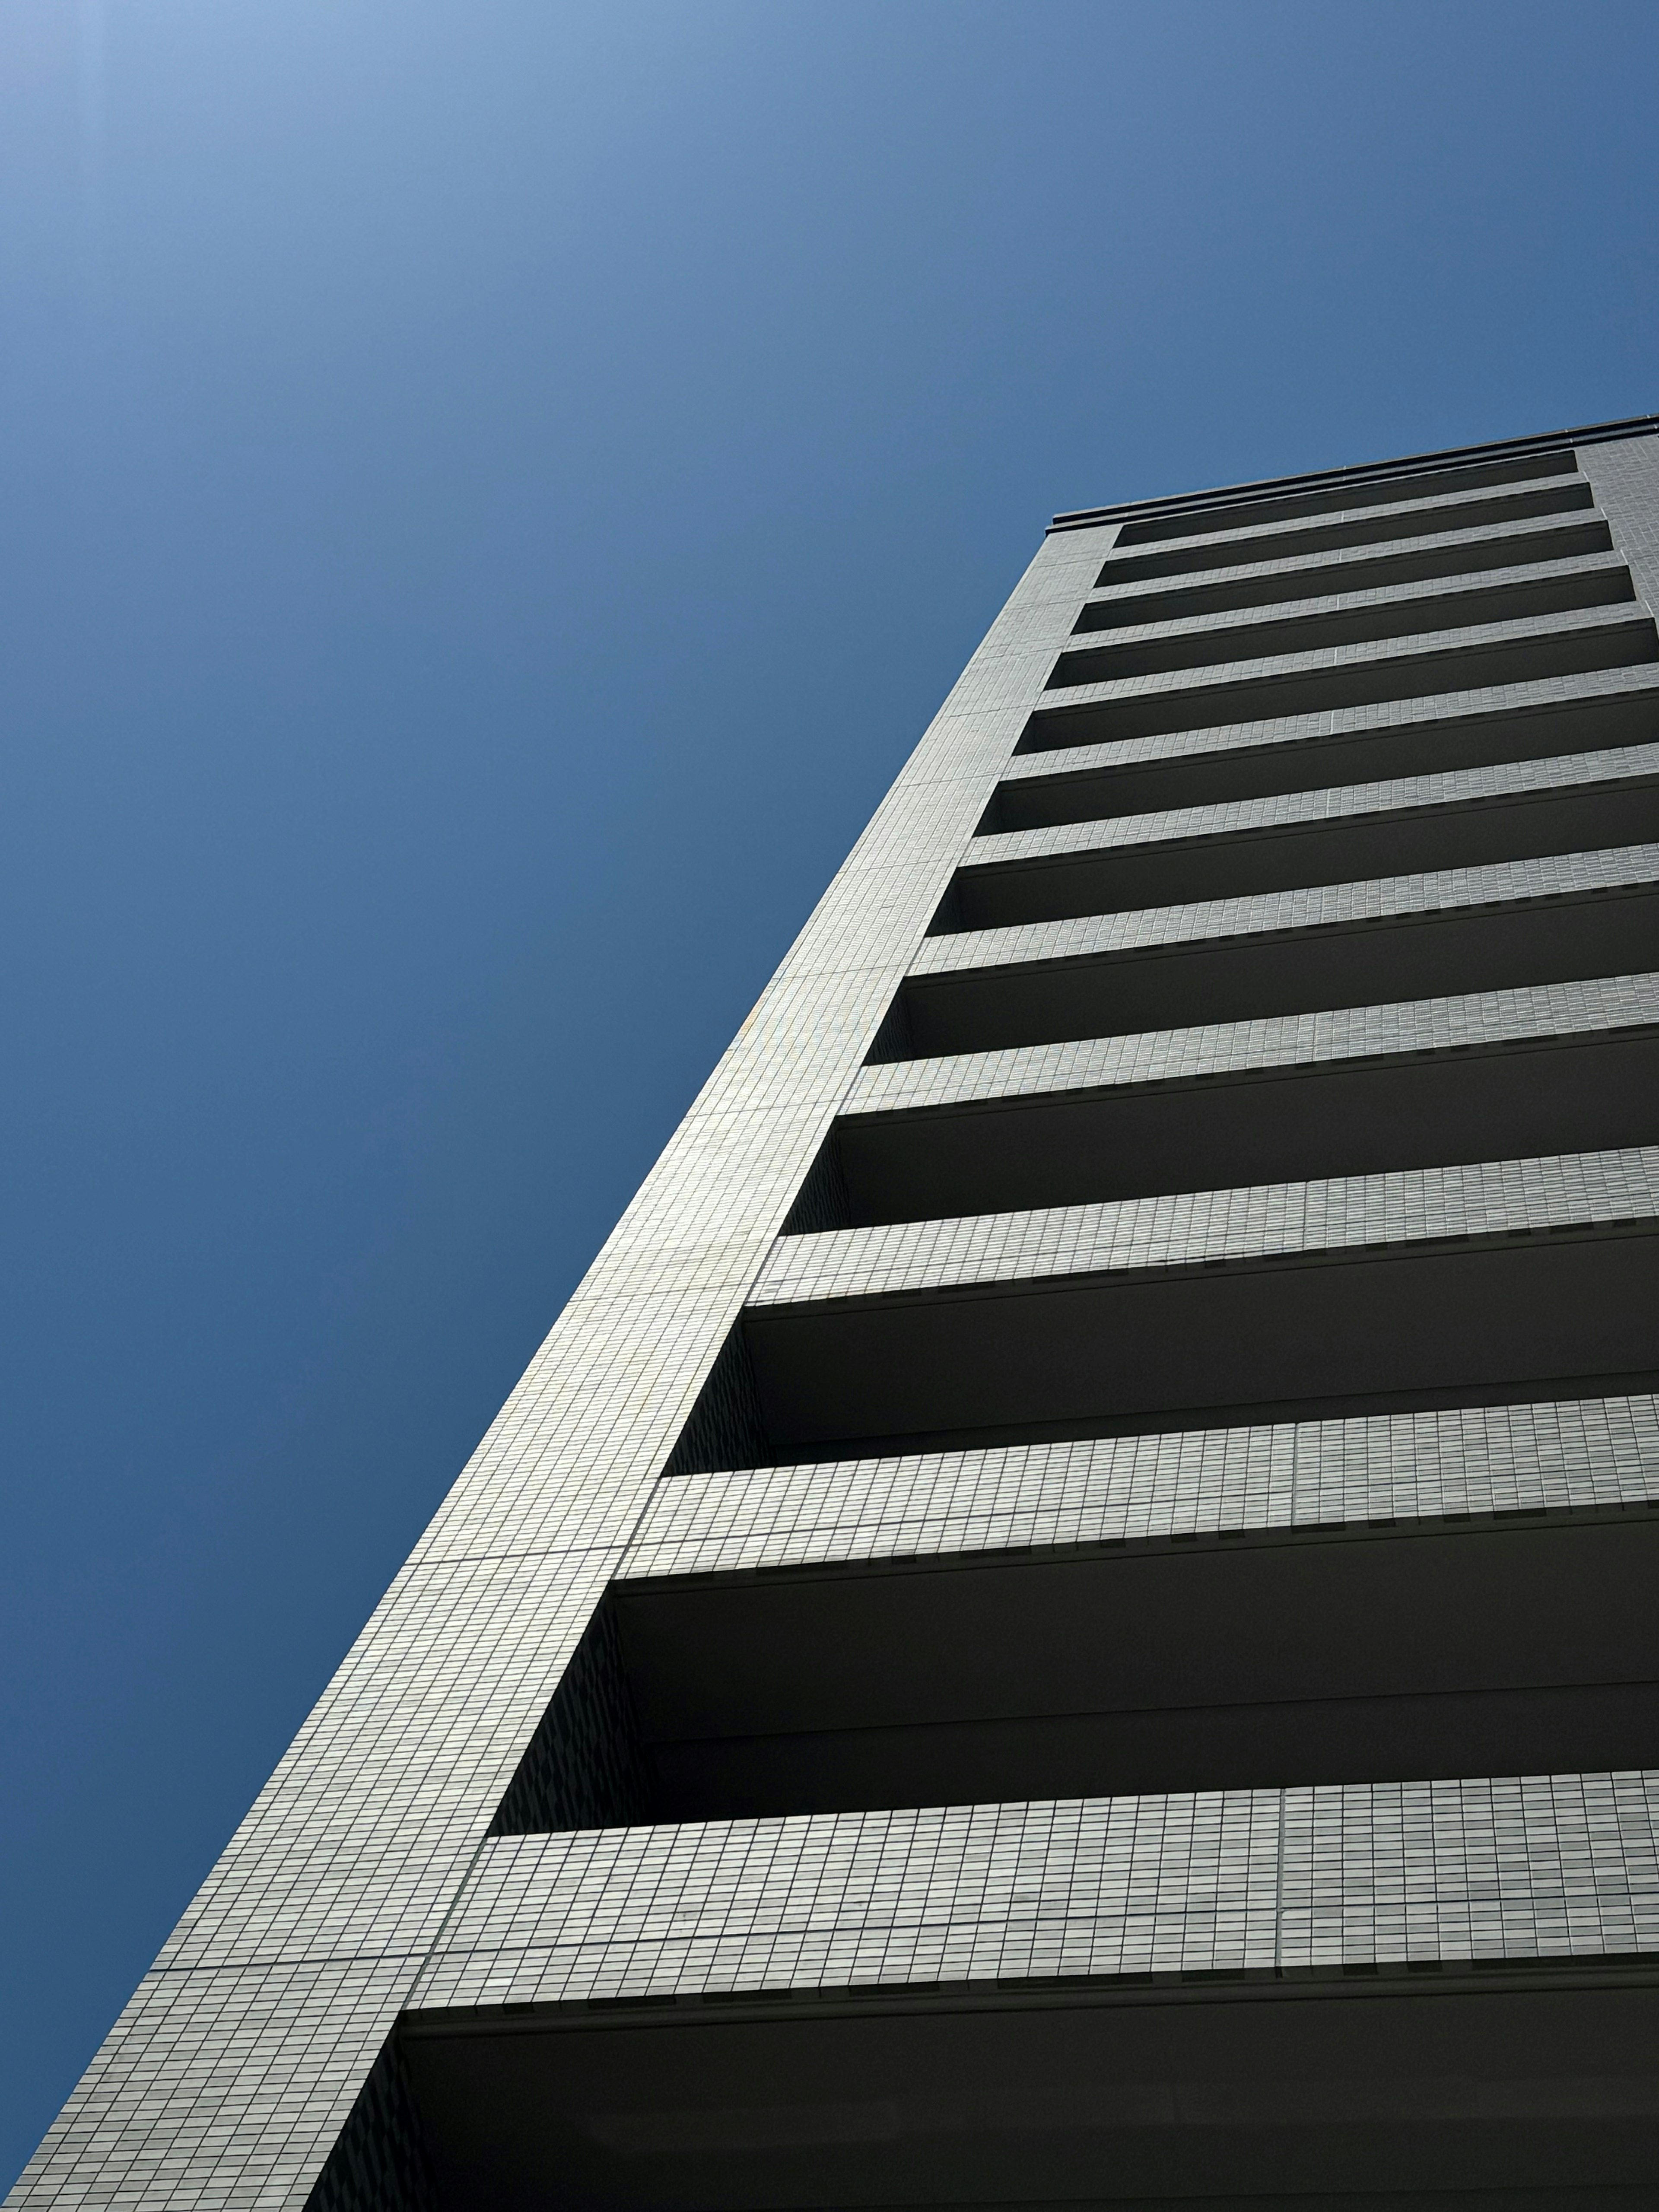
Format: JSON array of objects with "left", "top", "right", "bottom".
[{"left": 1047, "top": 409, "right": 1659, "bottom": 539}]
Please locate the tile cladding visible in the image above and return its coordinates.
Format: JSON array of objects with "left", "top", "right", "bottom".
[
  {"left": 907, "top": 843, "right": 1659, "bottom": 978},
  {"left": 973, "top": 740, "right": 1659, "bottom": 867},
  {"left": 749, "top": 1147, "right": 1659, "bottom": 1305},
  {"left": 412, "top": 1771, "right": 1659, "bottom": 2009},
  {"left": 1082, "top": 508, "right": 1608, "bottom": 610},
  {"left": 618, "top": 1395, "right": 1659, "bottom": 1578},
  {"left": 998, "top": 663, "right": 1659, "bottom": 785},
  {"left": 1052, "top": 550, "right": 1631, "bottom": 662},
  {"left": 847, "top": 970, "right": 1659, "bottom": 1113}
]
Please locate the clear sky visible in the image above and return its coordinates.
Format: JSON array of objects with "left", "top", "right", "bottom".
[{"left": 3, "top": 0, "right": 1656, "bottom": 2182}]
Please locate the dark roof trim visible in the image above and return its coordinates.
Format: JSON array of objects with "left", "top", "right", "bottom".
[{"left": 1047, "top": 410, "right": 1659, "bottom": 535}]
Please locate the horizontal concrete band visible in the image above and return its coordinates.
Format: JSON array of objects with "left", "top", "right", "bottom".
[
  {"left": 1057, "top": 550, "right": 1628, "bottom": 664},
  {"left": 1078, "top": 509, "right": 1612, "bottom": 622},
  {"left": 621, "top": 1395, "right": 1659, "bottom": 1578},
  {"left": 969, "top": 740, "right": 1659, "bottom": 870},
  {"left": 1094, "top": 468, "right": 1589, "bottom": 568},
  {"left": 995, "top": 664, "right": 1659, "bottom": 790},
  {"left": 848, "top": 973, "right": 1659, "bottom": 1117},
  {"left": 410, "top": 1771, "right": 1659, "bottom": 2011},
  {"left": 1039, "top": 600, "right": 1644, "bottom": 713},
  {"left": 749, "top": 1145, "right": 1659, "bottom": 1306},
  {"left": 909, "top": 843, "right": 1659, "bottom": 978}
]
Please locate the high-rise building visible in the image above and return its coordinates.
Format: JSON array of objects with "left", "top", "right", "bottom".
[{"left": 16, "top": 415, "right": 1659, "bottom": 2210}]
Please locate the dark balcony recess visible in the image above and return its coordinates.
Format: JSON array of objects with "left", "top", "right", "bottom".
[
  {"left": 741, "top": 1222, "right": 1659, "bottom": 1459},
  {"left": 1049, "top": 565, "right": 1632, "bottom": 690},
  {"left": 944, "top": 777, "right": 1659, "bottom": 931},
  {"left": 982, "top": 687, "right": 1659, "bottom": 835},
  {"left": 610, "top": 1512, "right": 1659, "bottom": 1821},
  {"left": 1072, "top": 516, "right": 1615, "bottom": 631},
  {"left": 1018, "top": 614, "right": 1658, "bottom": 755},
  {"left": 491, "top": 1488, "right": 1659, "bottom": 1832},
  {"left": 1110, "top": 448, "right": 1578, "bottom": 547},
  {"left": 792, "top": 1024, "right": 1659, "bottom": 1229},
  {"left": 401, "top": 1968, "right": 1659, "bottom": 2212},
  {"left": 887, "top": 879, "right": 1659, "bottom": 1058},
  {"left": 1095, "top": 478, "right": 1594, "bottom": 587}
]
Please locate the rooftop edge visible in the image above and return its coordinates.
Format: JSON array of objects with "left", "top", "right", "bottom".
[{"left": 1049, "top": 410, "right": 1659, "bottom": 536}]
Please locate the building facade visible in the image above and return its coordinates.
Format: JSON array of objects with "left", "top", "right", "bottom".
[{"left": 16, "top": 416, "right": 1659, "bottom": 2208}]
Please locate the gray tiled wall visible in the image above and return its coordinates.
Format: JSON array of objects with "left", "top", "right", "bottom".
[
  {"left": 847, "top": 971, "right": 1659, "bottom": 1113},
  {"left": 410, "top": 1772, "right": 1659, "bottom": 2010}
]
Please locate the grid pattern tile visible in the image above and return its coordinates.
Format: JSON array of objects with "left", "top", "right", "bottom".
[
  {"left": 973, "top": 740, "right": 1659, "bottom": 870},
  {"left": 750, "top": 1147, "right": 1659, "bottom": 1307},
  {"left": 910, "top": 843, "right": 1659, "bottom": 979},
  {"left": 618, "top": 1394, "right": 1659, "bottom": 1578},
  {"left": 1001, "top": 664, "right": 1659, "bottom": 787},
  {"left": 848, "top": 972, "right": 1659, "bottom": 1116},
  {"left": 1042, "top": 600, "right": 1640, "bottom": 710},
  {"left": 1081, "top": 506, "right": 1608, "bottom": 617},
  {"left": 409, "top": 1771, "right": 1659, "bottom": 2009},
  {"left": 1096, "top": 472, "right": 1592, "bottom": 569},
  {"left": 1583, "top": 438, "right": 1659, "bottom": 618},
  {"left": 1062, "top": 550, "right": 1626, "bottom": 657}
]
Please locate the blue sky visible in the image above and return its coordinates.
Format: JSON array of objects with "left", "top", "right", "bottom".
[{"left": 3, "top": 0, "right": 1656, "bottom": 2181}]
